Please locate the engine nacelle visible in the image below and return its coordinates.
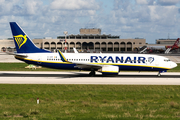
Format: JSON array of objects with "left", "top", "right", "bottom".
[{"left": 101, "top": 66, "right": 119, "bottom": 75}]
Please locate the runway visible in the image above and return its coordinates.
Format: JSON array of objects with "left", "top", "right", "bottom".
[{"left": 0, "top": 71, "right": 180, "bottom": 85}]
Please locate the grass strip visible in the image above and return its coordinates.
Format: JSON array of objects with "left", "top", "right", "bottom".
[
  {"left": 0, "top": 63, "right": 76, "bottom": 71},
  {"left": 0, "top": 85, "right": 180, "bottom": 119}
]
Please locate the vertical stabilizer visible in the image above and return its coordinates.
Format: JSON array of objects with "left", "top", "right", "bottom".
[
  {"left": 10, "top": 22, "right": 50, "bottom": 53},
  {"left": 173, "top": 38, "right": 179, "bottom": 47}
]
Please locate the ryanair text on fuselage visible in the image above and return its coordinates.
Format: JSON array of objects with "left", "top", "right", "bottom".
[{"left": 90, "top": 56, "right": 154, "bottom": 63}]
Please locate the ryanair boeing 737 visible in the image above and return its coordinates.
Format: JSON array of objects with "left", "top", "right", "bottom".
[{"left": 9, "top": 22, "right": 177, "bottom": 76}]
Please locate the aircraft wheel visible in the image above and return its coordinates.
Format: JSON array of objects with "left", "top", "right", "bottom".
[{"left": 158, "top": 72, "right": 161, "bottom": 77}]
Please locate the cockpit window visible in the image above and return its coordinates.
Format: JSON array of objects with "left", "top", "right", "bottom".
[{"left": 164, "top": 59, "right": 170, "bottom": 62}]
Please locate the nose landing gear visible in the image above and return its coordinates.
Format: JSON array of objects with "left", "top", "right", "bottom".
[{"left": 158, "top": 70, "right": 167, "bottom": 77}]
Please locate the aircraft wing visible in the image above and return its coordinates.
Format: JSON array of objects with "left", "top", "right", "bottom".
[
  {"left": 57, "top": 50, "right": 102, "bottom": 70},
  {"left": 73, "top": 62, "right": 102, "bottom": 70}
]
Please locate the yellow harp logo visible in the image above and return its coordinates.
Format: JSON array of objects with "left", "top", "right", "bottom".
[{"left": 14, "top": 35, "right": 27, "bottom": 49}]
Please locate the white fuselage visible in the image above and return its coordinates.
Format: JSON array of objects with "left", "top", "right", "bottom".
[{"left": 15, "top": 53, "right": 177, "bottom": 72}]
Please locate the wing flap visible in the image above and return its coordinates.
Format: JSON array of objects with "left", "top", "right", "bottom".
[{"left": 74, "top": 62, "right": 102, "bottom": 70}]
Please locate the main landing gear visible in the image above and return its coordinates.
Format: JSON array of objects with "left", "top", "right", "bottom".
[
  {"left": 89, "top": 71, "right": 95, "bottom": 76},
  {"left": 158, "top": 72, "right": 161, "bottom": 77}
]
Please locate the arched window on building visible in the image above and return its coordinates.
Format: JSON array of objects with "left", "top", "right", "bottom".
[
  {"left": 120, "top": 42, "right": 126, "bottom": 51},
  {"left": 101, "top": 42, "right": 106, "bottom": 52},
  {"left": 108, "top": 42, "right": 113, "bottom": 51},
  {"left": 70, "top": 42, "right": 75, "bottom": 52},
  {"left": 114, "top": 42, "right": 119, "bottom": 51},
  {"left": 76, "top": 42, "right": 81, "bottom": 50},
  {"left": 127, "top": 42, "right": 132, "bottom": 51},
  {"left": 1, "top": 47, "right": 6, "bottom": 52},
  {"left": 51, "top": 42, "right": 56, "bottom": 52},
  {"left": 95, "top": 42, "right": 100, "bottom": 52},
  {"left": 82, "top": 42, "right": 94, "bottom": 51},
  {"left": 57, "top": 42, "right": 62, "bottom": 50},
  {"left": 88, "top": 42, "right": 94, "bottom": 50},
  {"left": 44, "top": 42, "right": 50, "bottom": 50},
  {"left": 82, "top": 42, "right": 88, "bottom": 50}
]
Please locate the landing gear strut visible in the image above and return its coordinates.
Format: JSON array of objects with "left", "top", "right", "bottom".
[
  {"left": 89, "top": 71, "right": 95, "bottom": 76},
  {"left": 158, "top": 72, "right": 161, "bottom": 77}
]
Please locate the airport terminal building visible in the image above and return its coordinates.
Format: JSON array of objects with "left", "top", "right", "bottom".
[
  {"left": 2, "top": 28, "right": 180, "bottom": 53},
  {"left": 33, "top": 28, "right": 146, "bottom": 53},
  {"left": 0, "top": 38, "right": 15, "bottom": 52},
  {"left": 156, "top": 39, "right": 178, "bottom": 44}
]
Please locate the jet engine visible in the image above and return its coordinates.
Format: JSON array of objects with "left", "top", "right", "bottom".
[{"left": 101, "top": 66, "right": 119, "bottom": 75}]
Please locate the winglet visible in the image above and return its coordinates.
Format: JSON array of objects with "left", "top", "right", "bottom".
[
  {"left": 73, "top": 47, "right": 78, "bottom": 53},
  {"left": 58, "top": 50, "right": 68, "bottom": 62}
]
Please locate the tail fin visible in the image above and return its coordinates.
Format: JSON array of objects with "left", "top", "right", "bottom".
[
  {"left": 10, "top": 22, "right": 50, "bottom": 53},
  {"left": 173, "top": 38, "right": 179, "bottom": 47}
]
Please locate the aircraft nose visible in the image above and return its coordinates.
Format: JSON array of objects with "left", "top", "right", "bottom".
[{"left": 171, "top": 62, "right": 177, "bottom": 68}]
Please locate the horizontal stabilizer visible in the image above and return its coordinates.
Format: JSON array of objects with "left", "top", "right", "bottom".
[{"left": 5, "top": 52, "right": 28, "bottom": 58}]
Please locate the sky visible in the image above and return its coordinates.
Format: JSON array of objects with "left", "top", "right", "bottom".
[{"left": 0, "top": 0, "right": 180, "bottom": 43}]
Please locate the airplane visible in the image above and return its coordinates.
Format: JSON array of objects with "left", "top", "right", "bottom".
[
  {"left": 9, "top": 22, "right": 177, "bottom": 76},
  {"left": 140, "top": 38, "right": 179, "bottom": 54}
]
